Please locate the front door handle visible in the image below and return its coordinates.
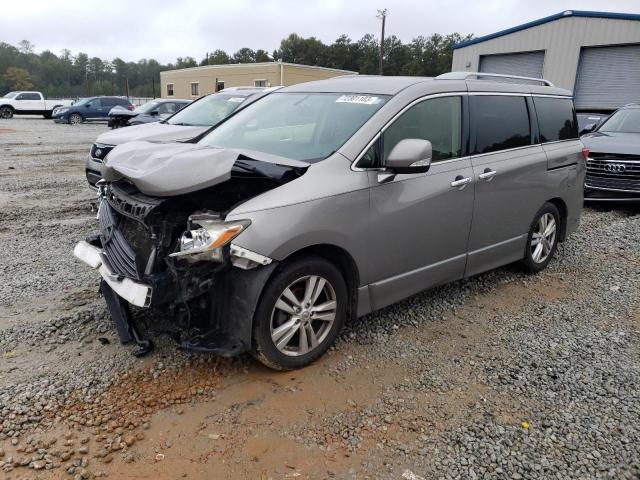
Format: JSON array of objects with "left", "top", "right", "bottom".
[
  {"left": 450, "top": 176, "right": 472, "bottom": 189},
  {"left": 479, "top": 169, "right": 497, "bottom": 181}
]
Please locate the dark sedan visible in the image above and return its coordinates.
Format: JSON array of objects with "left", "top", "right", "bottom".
[
  {"left": 108, "top": 99, "right": 190, "bottom": 128},
  {"left": 582, "top": 104, "right": 640, "bottom": 202}
]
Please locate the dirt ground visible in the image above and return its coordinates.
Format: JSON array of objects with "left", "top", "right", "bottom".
[{"left": 0, "top": 117, "right": 639, "bottom": 480}]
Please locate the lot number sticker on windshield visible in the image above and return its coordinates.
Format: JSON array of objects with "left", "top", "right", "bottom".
[
  {"left": 227, "top": 97, "right": 245, "bottom": 103},
  {"left": 336, "top": 95, "right": 381, "bottom": 105}
]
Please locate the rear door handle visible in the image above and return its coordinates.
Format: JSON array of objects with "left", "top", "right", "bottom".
[
  {"left": 479, "top": 169, "right": 497, "bottom": 181},
  {"left": 450, "top": 176, "right": 472, "bottom": 189}
]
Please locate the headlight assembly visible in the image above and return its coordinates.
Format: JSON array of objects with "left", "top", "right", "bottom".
[{"left": 170, "top": 217, "right": 251, "bottom": 261}]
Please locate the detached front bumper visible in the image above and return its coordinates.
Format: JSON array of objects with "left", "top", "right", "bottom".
[{"left": 74, "top": 240, "right": 153, "bottom": 307}]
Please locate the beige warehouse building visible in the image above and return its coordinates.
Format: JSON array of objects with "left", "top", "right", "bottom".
[
  {"left": 452, "top": 10, "right": 640, "bottom": 111},
  {"left": 160, "top": 62, "right": 356, "bottom": 99}
]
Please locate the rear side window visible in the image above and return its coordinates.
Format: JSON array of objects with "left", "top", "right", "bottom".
[
  {"left": 471, "top": 96, "right": 532, "bottom": 154},
  {"left": 102, "top": 98, "right": 116, "bottom": 107},
  {"left": 534, "top": 97, "right": 578, "bottom": 142}
]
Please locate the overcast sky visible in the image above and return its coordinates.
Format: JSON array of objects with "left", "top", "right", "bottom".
[{"left": 2, "top": 0, "right": 639, "bottom": 63}]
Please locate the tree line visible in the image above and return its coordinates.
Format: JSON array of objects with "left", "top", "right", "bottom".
[{"left": 1, "top": 32, "right": 471, "bottom": 99}]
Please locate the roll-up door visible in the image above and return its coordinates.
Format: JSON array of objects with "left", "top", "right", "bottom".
[
  {"left": 479, "top": 51, "right": 545, "bottom": 82},
  {"left": 574, "top": 44, "right": 640, "bottom": 110}
]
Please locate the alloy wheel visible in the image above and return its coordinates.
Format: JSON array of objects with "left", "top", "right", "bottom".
[
  {"left": 0, "top": 107, "right": 13, "bottom": 119},
  {"left": 69, "top": 114, "right": 82, "bottom": 125},
  {"left": 531, "top": 213, "right": 557, "bottom": 263},
  {"left": 270, "top": 275, "right": 337, "bottom": 357}
]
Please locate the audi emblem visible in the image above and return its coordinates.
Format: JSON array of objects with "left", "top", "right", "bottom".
[{"left": 604, "top": 163, "right": 626, "bottom": 173}]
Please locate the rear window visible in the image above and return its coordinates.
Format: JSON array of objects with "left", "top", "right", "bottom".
[
  {"left": 534, "top": 97, "right": 578, "bottom": 142},
  {"left": 471, "top": 96, "right": 532, "bottom": 155}
]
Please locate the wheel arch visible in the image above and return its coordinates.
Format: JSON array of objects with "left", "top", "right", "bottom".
[
  {"left": 276, "top": 243, "right": 360, "bottom": 322},
  {"left": 0, "top": 104, "right": 15, "bottom": 111},
  {"left": 546, "top": 197, "right": 568, "bottom": 241}
]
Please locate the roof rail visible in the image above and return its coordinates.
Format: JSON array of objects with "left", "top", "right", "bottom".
[{"left": 436, "top": 71, "right": 554, "bottom": 86}]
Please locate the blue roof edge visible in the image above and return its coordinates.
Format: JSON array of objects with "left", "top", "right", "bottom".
[{"left": 453, "top": 10, "right": 640, "bottom": 49}]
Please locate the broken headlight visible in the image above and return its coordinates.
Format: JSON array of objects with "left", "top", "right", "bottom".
[{"left": 170, "top": 218, "right": 251, "bottom": 261}]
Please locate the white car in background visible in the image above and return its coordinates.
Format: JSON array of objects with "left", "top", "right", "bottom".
[
  {"left": 85, "top": 87, "right": 279, "bottom": 186},
  {"left": 0, "top": 91, "right": 73, "bottom": 119}
]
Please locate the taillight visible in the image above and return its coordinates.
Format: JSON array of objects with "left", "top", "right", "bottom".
[{"left": 581, "top": 147, "right": 589, "bottom": 161}]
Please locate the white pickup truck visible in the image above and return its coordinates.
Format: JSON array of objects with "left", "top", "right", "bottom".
[{"left": 0, "top": 91, "right": 73, "bottom": 119}]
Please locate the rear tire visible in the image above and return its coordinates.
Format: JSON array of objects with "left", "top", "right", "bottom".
[
  {"left": 0, "top": 106, "right": 14, "bottom": 119},
  {"left": 69, "top": 113, "right": 83, "bottom": 125},
  {"left": 252, "top": 256, "right": 347, "bottom": 370},
  {"left": 521, "top": 202, "right": 560, "bottom": 273}
]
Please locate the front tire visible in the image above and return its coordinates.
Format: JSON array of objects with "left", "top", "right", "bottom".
[
  {"left": 68, "top": 113, "right": 83, "bottom": 125},
  {"left": 0, "top": 106, "right": 14, "bottom": 119},
  {"left": 522, "top": 203, "right": 560, "bottom": 273},
  {"left": 252, "top": 256, "right": 347, "bottom": 370}
]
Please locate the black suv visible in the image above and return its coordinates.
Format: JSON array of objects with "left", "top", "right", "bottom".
[
  {"left": 582, "top": 104, "right": 640, "bottom": 202},
  {"left": 52, "top": 96, "right": 135, "bottom": 125}
]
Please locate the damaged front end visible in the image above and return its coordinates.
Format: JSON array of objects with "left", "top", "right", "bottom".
[{"left": 74, "top": 148, "right": 307, "bottom": 356}]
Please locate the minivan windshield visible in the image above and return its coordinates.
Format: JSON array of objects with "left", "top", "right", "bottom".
[
  {"left": 166, "top": 93, "right": 249, "bottom": 127},
  {"left": 598, "top": 109, "right": 640, "bottom": 134},
  {"left": 199, "top": 92, "right": 389, "bottom": 162}
]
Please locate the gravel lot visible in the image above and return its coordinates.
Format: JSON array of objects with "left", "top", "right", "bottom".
[{"left": 0, "top": 117, "right": 638, "bottom": 479}]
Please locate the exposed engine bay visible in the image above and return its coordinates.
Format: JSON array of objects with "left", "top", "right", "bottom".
[{"left": 79, "top": 153, "right": 307, "bottom": 356}]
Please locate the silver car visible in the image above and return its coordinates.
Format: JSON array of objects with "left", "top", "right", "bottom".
[
  {"left": 85, "top": 87, "right": 278, "bottom": 187},
  {"left": 74, "top": 73, "right": 586, "bottom": 370}
]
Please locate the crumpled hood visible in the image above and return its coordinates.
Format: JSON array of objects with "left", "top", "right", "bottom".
[
  {"left": 101, "top": 141, "right": 308, "bottom": 197},
  {"left": 582, "top": 131, "right": 640, "bottom": 156},
  {"left": 96, "top": 122, "right": 208, "bottom": 146},
  {"left": 108, "top": 105, "right": 137, "bottom": 118}
]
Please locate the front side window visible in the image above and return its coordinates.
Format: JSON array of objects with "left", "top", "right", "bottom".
[
  {"left": 471, "top": 95, "right": 532, "bottom": 154},
  {"left": 598, "top": 108, "right": 640, "bottom": 134},
  {"left": 167, "top": 83, "right": 174, "bottom": 96},
  {"left": 534, "top": 97, "right": 578, "bottom": 142},
  {"left": 191, "top": 83, "right": 199, "bottom": 96},
  {"left": 200, "top": 92, "right": 389, "bottom": 162},
  {"left": 158, "top": 102, "right": 177, "bottom": 114},
  {"left": 383, "top": 96, "right": 462, "bottom": 164}
]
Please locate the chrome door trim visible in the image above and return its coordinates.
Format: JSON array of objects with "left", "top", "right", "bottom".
[{"left": 467, "top": 234, "right": 527, "bottom": 257}]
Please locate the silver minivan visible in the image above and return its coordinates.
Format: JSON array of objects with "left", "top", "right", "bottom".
[{"left": 74, "top": 73, "right": 586, "bottom": 370}]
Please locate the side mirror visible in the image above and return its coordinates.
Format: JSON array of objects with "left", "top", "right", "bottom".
[
  {"left": 150, "top": 110, "right": 159, "bottom": 116},
  {"left": 85, "top": 104, "right": 91, "bottom": 108},
  {"left": 385, "top": 139, "right": 432, "bottom": 173},
  {"left": 579, "top": 123, "right": 596, "bottom": 136}
]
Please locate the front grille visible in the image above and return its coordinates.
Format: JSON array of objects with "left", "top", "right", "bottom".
[
  {"left": 586, "top": 156, "right": 640, "bottom": 192},
  {"left": 90, "top": 143, "right": 115, "bottom": 163},
  {"left": 98, "top": 201, "right": 140, "bottom": 279}
]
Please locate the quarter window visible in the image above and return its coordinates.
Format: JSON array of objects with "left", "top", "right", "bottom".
[
  {"left": 534, "top": 97, "right": 579, "bottom": 142},
  {"left": 191, "top": 82, "right": 199, "bottom": 96},
  {"left": 471, "top": 96, "right": 532, "bottom": 154},
  {"left": 383, "top": 96, "right": 462, "bottom": 164},
  {"left": 166, "top": 83, "right": 174, "bottom": 96}
]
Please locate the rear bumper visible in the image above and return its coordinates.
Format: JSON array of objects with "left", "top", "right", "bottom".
[{"left": 74, "top": 240, "right": 153, "bottom": 307}]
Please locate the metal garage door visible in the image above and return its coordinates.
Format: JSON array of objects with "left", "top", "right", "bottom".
[
  {"left": 479, "top": 51, "right": 545, "bottom": 82},
  {"left": 574, "top": 44, "right": 640, "bottom": 110}
]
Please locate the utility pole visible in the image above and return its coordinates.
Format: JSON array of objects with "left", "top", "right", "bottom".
[{"left": 377, "top": 8, "right": 388, "bottom": 75}]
